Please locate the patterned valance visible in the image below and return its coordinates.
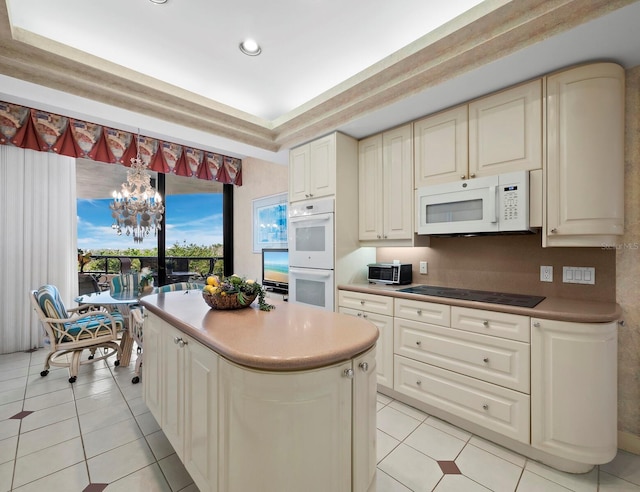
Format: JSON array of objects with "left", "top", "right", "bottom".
[{"left": 0, "top": 101, "right": 242, "bottom": 185}]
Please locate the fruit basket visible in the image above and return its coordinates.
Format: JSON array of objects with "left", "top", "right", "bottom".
[
  {"left": 202, "top": 274, "right": 275, "bottom": 311},
  {"left": 202, "top": 292, "right": 257, "bottom": 310}
]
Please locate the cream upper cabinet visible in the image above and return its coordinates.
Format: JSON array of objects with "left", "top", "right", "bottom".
[
  {"left": 414, "top": 105, "right": 468, "bottom": 187},
  {"left": 468, "top": 79, "right": 542, "bottom": 177},
  {"left": 545, "top": 63, "right": 625, "bottom": 247},
  {"left": 359, "top": 124, "right": 413, "bottom": 241},
  {"left": 531, "top": 318, "right": 618, "bottom": 464},
  {"left": 289, "top": 134, "right": 336, "bottom": 202}
]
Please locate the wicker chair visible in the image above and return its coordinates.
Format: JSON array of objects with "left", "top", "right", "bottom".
[
  {"left": 129, "top": 282, "right": 202, "bottom": 384},
  {"left": 30, "top": 285, "right": 124, "bottom": 383}
]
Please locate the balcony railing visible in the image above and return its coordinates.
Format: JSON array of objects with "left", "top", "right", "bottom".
[{"left": 79, "top": 254, "right": 223, "bottom": 278}]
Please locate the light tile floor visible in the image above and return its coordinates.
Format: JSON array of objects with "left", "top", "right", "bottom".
[{"left": 1, "top": 348, "right": 640, "bottom": 491}]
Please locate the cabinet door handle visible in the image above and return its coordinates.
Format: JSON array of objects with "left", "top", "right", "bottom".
[
  {"left": 470, "top": 173, "right": 476, "bottom": 178},
  {"left": 173, "top": 336, "right": 181, "bottom": 345},
  {"left": 178, "top": 339, "right": 187, "bottom": 348},
  {"left": 550, "top": 228, "right": 557, "bottom": 233},
  {"left": 377, "top": 234, "right": 381, "bottom": 239},
  {"left": 416, "top": 340, "right": 422, "bottom": 346},
  {"left": 343, "top": 368, "right": 354, "bottom": 379},
  {"left": 359, "top": 361, "right": 369, "bottom": 372},
  {"left": 460, "top": 175, "right": 466, "bottom": 180},
  {"left": 482, "top": 320, "right": 489, "bottom": 327},
  {"left": 362, "top": 313, "right": 368, "bottom": 318},
  {"left": 416, "top": 380, "right": 422, "bottom": 386},
  {"left": 482, "top": 404, "right": 489, "bottom": 410},
  {"left": 360, "top": 300, "right": 365, "bottom": 305},
  {"left": 483, "top": 357, "right": 489, "bottom": 363},
  {"left": 533, "top": 322, "right": 540, "bottom": 328},
  {"left": 417, "top": 309, "right": 422, "bottom": 315}
]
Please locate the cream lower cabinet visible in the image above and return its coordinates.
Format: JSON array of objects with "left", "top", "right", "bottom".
[
  {"left": 142, "top": 312, "right": 218, "bottom": 492},
  {"left": 338, "top": 291, "right": 394, "bottom": 389},
  {"left": 531, "top": 318, "right": 618, "bottom": 464},
  {"left": 218, "top": 348, "right": 377, "bottom": 492},
  {"left": 143, "top": 311, "right": 377, "bottom": 492},
  {"left": 393, "top": 301, "right": 531, "bottom": 443},
  {"left": 545, "top": 62, "right": 625, "bottom": 247}
]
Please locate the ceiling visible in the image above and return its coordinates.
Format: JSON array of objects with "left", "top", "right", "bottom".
[{"left": 1, "top": 0, "right": 640, "bottom": 166}]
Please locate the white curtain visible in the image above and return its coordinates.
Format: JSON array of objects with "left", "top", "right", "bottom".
[{"left": 0, "top": 146, "right": 77, "bottom": 354}]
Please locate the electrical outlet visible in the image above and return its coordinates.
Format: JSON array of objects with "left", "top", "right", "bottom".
[
  {"left": 540, "top": 266, "right": 553, "bottom": 282},
  {"left": 419, "top": 261, "right": 428, "bottom": 274}
]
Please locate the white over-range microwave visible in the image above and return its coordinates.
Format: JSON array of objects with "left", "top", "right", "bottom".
[{"left": 416, "top": 170, "right": 531, "bottom": 236}]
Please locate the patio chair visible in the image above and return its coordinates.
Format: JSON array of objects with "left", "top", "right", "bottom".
[
  {"left": 130, "top": 282, "right": 202, "bottom": 384},
  {"left": 30, "top": 285, "right": 124, "bottom": 383}
]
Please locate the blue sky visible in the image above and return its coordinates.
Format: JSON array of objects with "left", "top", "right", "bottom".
[{"left": 77, "top": 193, "right": 223, "bottom": 251}]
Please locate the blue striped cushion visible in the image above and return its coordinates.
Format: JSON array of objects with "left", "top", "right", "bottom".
[
  {"left": 36, "top": 285, "right": 69, "bottom": 319},
  {"left": 110, "top": 273, "right": 141, "bottom": 293},
  {"left": 155, "top": 282, "right": 202, "bottom": 293},
  {"left": 62, "top": 311, "right": 125, "bottom": 340}
]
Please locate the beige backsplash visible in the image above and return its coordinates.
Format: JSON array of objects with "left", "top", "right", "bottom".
[{"left": 375, "top": 232, "right": 616, "bottom": 302}]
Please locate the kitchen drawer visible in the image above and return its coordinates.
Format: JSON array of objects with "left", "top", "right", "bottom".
[
  {"left": 394, "top": 318, "right": 530, "bottom": 393},
  {"left": 394, "top": 298, "right": 450, "bottom": 327},
  {"left": 338, "top": 291, "right": 394, "bottom": 316},
  {"left": 451, "top": 306, "right": 530, "bottom": 342},
  {"left": 394, "top": 355, "right": 530, "bottom": 443}
]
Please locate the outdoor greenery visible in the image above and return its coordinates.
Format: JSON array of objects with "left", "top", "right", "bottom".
[{"left": 78, "top": 241, "right": 224, "bottom": 277}]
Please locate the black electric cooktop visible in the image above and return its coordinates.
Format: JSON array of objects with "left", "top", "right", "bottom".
[{"left": 397, "top": 285, "right": 545, "bottom": 308}]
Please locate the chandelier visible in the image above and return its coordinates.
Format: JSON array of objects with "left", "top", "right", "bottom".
[{"left": 110, "top": 136, "right": 164, "bottom": 243}]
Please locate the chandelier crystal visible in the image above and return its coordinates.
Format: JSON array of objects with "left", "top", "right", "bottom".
[{"left": 110, "top": 137, "right": 164, "bottom": 243}]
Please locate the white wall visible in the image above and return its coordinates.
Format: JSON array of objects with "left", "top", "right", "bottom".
[{"left": 232, "top": 157, "right": 288, "bottom": 283}]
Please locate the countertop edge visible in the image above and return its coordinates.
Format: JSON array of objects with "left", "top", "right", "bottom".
[
  {"left": 140, "top": 296, "right": 379, "bottom": 371},
  {"left": 337, "top": 284, "right": 622, "bottom": 323}
]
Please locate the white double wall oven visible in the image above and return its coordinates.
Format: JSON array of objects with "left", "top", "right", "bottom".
[{"left": 288, "top": 198, "right": 335, "bottom": 311}]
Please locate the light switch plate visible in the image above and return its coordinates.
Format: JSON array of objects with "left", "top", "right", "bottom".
[
  {"left": 562, "top": 266, "right": 595, "bottom": 284},
  {"left": 540, "top": 266, "right": 553, "bottom": 282},
  {"left": 419, "top": 261, "right": 428, "bottom": 274}
]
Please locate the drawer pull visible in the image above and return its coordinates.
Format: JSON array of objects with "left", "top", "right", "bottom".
[
  {"left": 482, "top": 404, "right": 489, "bottom": 411},
  {"left": 416, "top": 340, "right": 422, "bottom": 346},
  {"left": 483, "top": 357, "right": 489, "bottom": 363},
  {"left": 533, "top": 322, "right": 540, "bottom": 328},
  {"left": 357, "top": 313, "right": 362, "bottom": 317},
  {"left": 416, "top": 380, "right": 422, "bottom": 386},
  {"left": 362, "top": 313, "right": 368, "bottom": 319},
  {"left": 360, "top": 300, "right": 365, "bottom": 305},
  {"left": 417, "top": 309, "right": 422, "bottom": 315},
  {"left": 482, "top": 320, "right": 489, "bottom": 327}
]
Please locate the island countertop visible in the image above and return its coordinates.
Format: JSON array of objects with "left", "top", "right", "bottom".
[{"left": 140, "top": 290, "right": 379, "bottom": 371}]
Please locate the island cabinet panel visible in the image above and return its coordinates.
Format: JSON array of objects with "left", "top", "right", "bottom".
[
  {"left": 352, "top": 348, "right": 377, "bottom": 492},
  {"left": 162, "top": 322, "right": 185, "bottom": 458},
  {"left": 218, "top": 358, "right": 353, "bottom": 492},
  {"left": 184, "top": 339, "right": 218, "bottom": 492},
  {"left": 142, "top": 312, "right": 162, "bottom": 420}
]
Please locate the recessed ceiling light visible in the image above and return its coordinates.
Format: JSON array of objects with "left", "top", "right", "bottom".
[
  {"left": 149, "top": 0, "right": 167, "bottom": 4},
  {"left": 239, "top": 38, "right": 262, "bottom": 56}
]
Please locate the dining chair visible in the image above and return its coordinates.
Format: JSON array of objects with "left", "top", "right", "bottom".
[
  {"left": 130, "top": 282, "right": 202, "bottom": 384},
  {"left": 30, "top": 285, "right": 124, "bottom": 383}
]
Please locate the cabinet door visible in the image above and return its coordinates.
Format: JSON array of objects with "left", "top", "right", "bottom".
[
  {"left": 546, "top": 63, "right": 624, "bottom": 246},
  {"left": 339, "top": 306, "right": 393, "bottom": 389},
  {"left": 161, "top": 323, "right": 185, "bottom": 458},
  {"left": 469, "top": 79, "right": 542, "bottom": 177},
  {"left": 142, "top": 312, "right": 162, "bottom": 421},
  {"left": 219, "top": 359, "right": 353, "bottom": 492},
  {"left": 289, "top": 143, "right": 310, "bottom": 202},
  {"left": 352, "top": 347, "right": 377, "bottom": 492},
  {"left": 358, "top": 134, "right": 384, "bottom": 240},
  {"left": 184, "top": 338, "right": 218, "bottom": 492},
  {"left": 383, "top": 124, "right": 413, "bottom": 240},
  {"left": 414, "top": 105, "right": 468, "bottom": 187},
  {"left": 531, "top": 318, "right": 617, "bottom": 464},
  {"left": 309, "top": 134, "right": 336, "bottom": 199}
]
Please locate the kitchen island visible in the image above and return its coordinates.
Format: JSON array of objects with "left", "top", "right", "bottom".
[{"left": 140, "top": 290, "right": 379, "bottom": 492}]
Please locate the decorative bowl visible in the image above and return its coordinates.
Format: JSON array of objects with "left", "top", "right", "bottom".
[{"left": 202, "top": 292, "right": 257, "bottom": 310}]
